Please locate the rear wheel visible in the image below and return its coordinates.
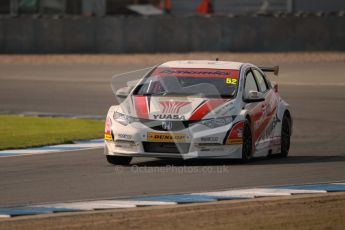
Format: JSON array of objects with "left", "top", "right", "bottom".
[
  {"left": 242, "top": 118, "right": 253, "bottom": 162},
  {"left": 280, "top": 114, "right": 291, "bottom": 157},
  {"left": 106, "top": 155, "right": 132, "bottom": 165}
]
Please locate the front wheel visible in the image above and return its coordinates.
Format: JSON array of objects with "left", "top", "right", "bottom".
[
  {"left": 279, "top": 114, "right": 291, "bottom": 157},
  {"left": 106, "top": 155, "right": 132, "bottom": 165},
  {"left": 242, "top": 118, "right": 253, "bottom": 162}
]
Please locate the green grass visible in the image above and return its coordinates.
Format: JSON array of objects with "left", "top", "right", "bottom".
[{"left": 0, "top": 115, "right": 104, "bottom": 150}]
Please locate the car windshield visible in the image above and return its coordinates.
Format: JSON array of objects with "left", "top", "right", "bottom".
[{"left": 133, "top": 67, "right": 239, "bottom": 98}]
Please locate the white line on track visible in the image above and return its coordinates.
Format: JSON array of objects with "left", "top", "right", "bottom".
[
  {"left": 0, "top": 139, "right": 104, "bottom": 158},
  {"left": 193, "top": 188, "right": 327, "bottom": 198},
  {"left": 333, "top": 183, "right": 345, "bottom": 185},
  {"left": 33, "top": 200, "right": 176, "bottom": 211},
  {"left": 34, "top": 201, "right": 136, "bottom": 210}
]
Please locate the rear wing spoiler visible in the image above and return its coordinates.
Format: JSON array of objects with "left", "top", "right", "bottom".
[{"left": 259, "top": 66, "right": 279, "bottom": 76}]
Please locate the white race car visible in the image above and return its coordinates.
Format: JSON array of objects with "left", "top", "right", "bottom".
[{"left": 105, "top": 60, "right": 292, "bottom": 165}]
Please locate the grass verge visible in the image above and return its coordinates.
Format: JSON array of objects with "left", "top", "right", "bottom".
[{"left": 0, "top": 115, "right": 103, "bottom": 150}]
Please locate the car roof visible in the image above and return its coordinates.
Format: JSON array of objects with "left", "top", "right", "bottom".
[{"left": 159, "top": 60, "right": 244, "bottom": 70}]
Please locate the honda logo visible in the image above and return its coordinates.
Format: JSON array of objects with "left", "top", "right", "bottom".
[{"left": 161, "top": 121, "right": 173, "bottom": 131}]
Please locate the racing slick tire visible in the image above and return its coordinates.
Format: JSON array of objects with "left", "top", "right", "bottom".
[
  {"left": 279, "top": 113, "right": 291, "bottom": 157},
  {"left": 106, "top": 155, "right": 132, "bottom": 165},
  {"left": 242, "top": 118, "right": 253, "bottom": 162}
]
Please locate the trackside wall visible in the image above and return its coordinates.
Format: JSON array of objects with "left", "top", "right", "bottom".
[{"left": 0, "top": 16, "right": 344, "bottom": 53}]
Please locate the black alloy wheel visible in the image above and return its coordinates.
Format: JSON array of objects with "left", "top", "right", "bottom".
[
  {"left": 242, "top": 118, "right": 253, "bottom": 162},
  {"left": 280, "top": 114, "right": 291, "bottom": 157}
]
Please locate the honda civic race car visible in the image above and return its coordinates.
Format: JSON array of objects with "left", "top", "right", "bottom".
[{"left": 104, "top": 60, "right": 292, "bottom": 165}]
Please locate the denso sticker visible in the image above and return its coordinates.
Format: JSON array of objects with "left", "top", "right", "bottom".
[
  {"left": 201, "top": 137, "right": 219, "bottom": 142},
  {"left": 117, "top": 134, "right": 132, "bottom": 140}
]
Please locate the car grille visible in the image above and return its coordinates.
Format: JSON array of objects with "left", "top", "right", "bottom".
[
  {"left": 142, "top": 142, "right": 190, "bottom": 154},
  {"left": 140, "top": 119, "right": 195, "bottom": 131}
]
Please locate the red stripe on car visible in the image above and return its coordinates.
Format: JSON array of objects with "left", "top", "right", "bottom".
[
  {"left": 189, "top": 99, "right": 227, "bottom": 121},
  {"left": 134, "top": 96, "right": 149, "bottom": 119}
]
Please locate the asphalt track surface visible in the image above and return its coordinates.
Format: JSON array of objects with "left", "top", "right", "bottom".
[{"left": 0, "top": 61, "right": 344, "bottom": 207}]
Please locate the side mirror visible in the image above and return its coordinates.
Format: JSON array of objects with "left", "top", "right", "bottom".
[
  {"left": 115, "top": 86, "right": 132, "bottom": 101},
  {"left": 244, "top": 91, "right": 265, "bottom": 103},
  {"left": 127, "top": 79, "right": 140, "bottom": 88}
]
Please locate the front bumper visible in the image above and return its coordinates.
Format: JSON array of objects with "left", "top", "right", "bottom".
[{"left": 105, "top": 120, "right": 243, "bottom": 159}]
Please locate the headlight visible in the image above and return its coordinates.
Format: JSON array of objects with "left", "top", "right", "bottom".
[
  {"left": 113, "top": 112, "right": 139, "bottom": 126},
  {"left": 198, "top": 116, "right": 233, "bottom": 128}
]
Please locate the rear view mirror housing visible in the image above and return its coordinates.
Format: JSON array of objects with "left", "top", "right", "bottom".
[
  {"left": 115, "top": 86, "right": 132, "bottom": 101},
  {"left": 244, "top": 91, "right": 265, "bottom": 103}
]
